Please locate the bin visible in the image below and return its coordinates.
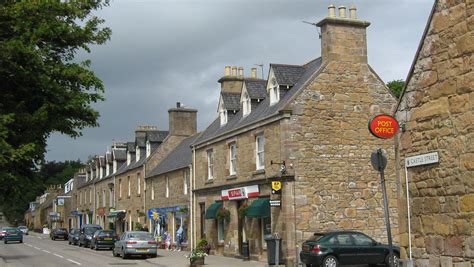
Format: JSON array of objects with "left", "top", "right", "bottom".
[
  {"left": 264, "top": 234, "right": 283, "bottom": 265},
  {"left": 242, "top": 241, "right": 250, "bottom": 260}
]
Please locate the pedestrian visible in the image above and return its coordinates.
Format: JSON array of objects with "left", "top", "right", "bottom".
[
  {"left": 176, "top": 224, "right": 183, "bottom": 251},
  {"left": 164, "top": 231, "right": 171, "bottom": 250}
]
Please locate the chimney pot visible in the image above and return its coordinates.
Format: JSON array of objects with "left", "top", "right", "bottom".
[
  {"left": 328, "top": 4, "right": 336, "bottom": 17},
  {"left": 338, "top": 5, "right": 346, "bottom": 18},
  {"left": 238, "top": 67, "right": 244, "bottom": 77},
  {"left": 251, "top": 67, "right": 257, "bottom": 78},
  {"left": 231, "top": 66, "right": 237, "bottom": 76},
  {"left": 225, "top": 66, "right": 231, "bottom": 76},
  {"left": 349, "top": 5, "right": 357, "bottom": 19}
]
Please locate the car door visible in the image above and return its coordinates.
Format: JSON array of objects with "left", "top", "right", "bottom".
[
  {"left": 116, "top": 233, "right": 126, "bottom": 255},
  {"left": 351, "top": 233, "right": 385, "bottom": 264},
  {"left": 333, "top": 233, "right": 358, "bottom": 265}
]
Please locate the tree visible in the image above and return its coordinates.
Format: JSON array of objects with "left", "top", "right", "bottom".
[
  {"left": 386, "top": 79, "right": 405, "bottom": 99},
  {"left": 0, "top": 1, "right": 111, "bottom": 218}
]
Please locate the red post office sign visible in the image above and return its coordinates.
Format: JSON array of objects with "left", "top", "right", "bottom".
[{"left": 368, "top": 114, "right": 399, "bottom": 139}]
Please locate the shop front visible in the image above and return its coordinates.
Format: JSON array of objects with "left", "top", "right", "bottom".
[
  {"left": 148, "top": 205, "right": 189, "bottom": 249},
  {"left": 107, "top": 209, "right": 126, "bottom": 233},
  {"left": 70, "top": 210, "right": 82, "bottom": 229},
  {"left": 204, "top": 185, "right": 271, "bottom": 260}
]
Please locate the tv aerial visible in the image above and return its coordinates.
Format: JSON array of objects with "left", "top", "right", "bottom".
[{"left": 302, "top": 21, "right": 321, "bottom": 39}]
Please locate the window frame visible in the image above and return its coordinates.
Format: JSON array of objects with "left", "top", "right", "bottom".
[
  {"left": 137, "top": 173, "right": 141, "bottom": 195},
  {"left": 119, "top": 179, "right": 122, "bottom": 199},
  {"left": 207, "top": 150, "right": 214, "bottom": 180},
  {"left": 229, "top": 143, "right": 237, "bottom": 175},
  {"left": 151, "top": 179, "right": 155, "bottom": 200},
  {"left": 256, "top": 135, "right": 265, "bottom": 170},
  {"left": 217, "top": 218, "right": 225, "bottom": 242},
  {"left": 127, "top": 176, "right": 131, "bottom": 197},
  {"left": 165, "top": 176, "right": 169, "bottom": 198},
  {"left": 184, "top": 170, "right": 189, "bottom": 195}
]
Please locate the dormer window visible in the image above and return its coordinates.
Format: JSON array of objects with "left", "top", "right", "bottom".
[
  {"left": 127, "top": 152, "right": 131, "bottom": 165},
  {"left": 242, "top": 92, "right": 251, "bottom": 117},
  {"left": 146, "top": 141, "right": 151, "bottom": 157},
  {"left": 269, "top": 77, "right": 279, "bottom": 105},
  {"left": 113, "top": 160, "right": 117, "bottom": 173},
  {"left": 136, "top": 146, "right": 140, "bottom": 162},
  {"left": 220, "top": 109, "right": 228, "bottom": 126}
]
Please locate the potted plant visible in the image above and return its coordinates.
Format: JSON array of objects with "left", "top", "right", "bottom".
[
  {"left": 196, "top": 239, "right": 211, "bottom": 254},
  {"left": 216, "top": 207, "right": 231, "bottom": 221},
  {"left": 186, "top": 249, "right": 208, "bottom": 266},
  {"left": 238, "top": 204, "right": 249, "bottom": 218}
]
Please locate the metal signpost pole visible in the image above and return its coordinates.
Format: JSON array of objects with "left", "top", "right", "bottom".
[
  {"left": 405, "top": 162, "right": 413, "bottom": 266},
  {"left": 377, "top": 149, "right": 394, "bottom": 267}
]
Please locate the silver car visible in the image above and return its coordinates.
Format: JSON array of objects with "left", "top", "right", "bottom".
[
  {"left": 17, "top": 226, "right": 29, "bottom": 235},
  {"left": 112, "top": 231, "right": 158, "bottom": 259}
]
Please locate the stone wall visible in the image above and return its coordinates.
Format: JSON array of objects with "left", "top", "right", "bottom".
[
  {"left": 395, "top": 0, "right": 473, "bottom": 266},
  {"left": 115, "top": 166, "right": 146, "bottom": 231}
]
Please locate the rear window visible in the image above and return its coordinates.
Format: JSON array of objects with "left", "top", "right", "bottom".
[
  {"left": 85, "top": 227, "right": 101, "bottom": 235},
  {"left": 58, "top": 228, "right": 67, "bottom": 231},
  {"left": 6, "top": 229, "right": 18, "bottom": 233},
  {"left": 128, "top": 233, "right": 153, "bottom": 240},
  {"left": 307, "top": 234, "right": 325, "bottom": 241},
  {"left": 18, "top": 226, "right": 27, "bottom": 229},
  {"left": 99, "top": 231, "right": 115, "bottom": 236}
]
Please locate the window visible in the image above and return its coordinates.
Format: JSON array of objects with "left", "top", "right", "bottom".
[
  {"left": 199, "top": 203, "right": 205, "bottom": 238},
  {"left": 269, "top": 76, "right": 279, "bottom": 105},
  {"left": 128, "top": 176, "right": 131, "bottom": 197},
  {"left": 79, "top": 192, "right": 82, "bottom": 205},
  {"left": 113, "top": 160, "right": 117, "bottom": 173},
  {"left": 127, "top": 152, "right": 131, "bottom": 165},
  {"left": 261, "top": 216, "right": 271, "bottom": 249},
  {"left": 207, "top": 150, "right": 214, "bottom": 180},
  {"left": 166, "top": 176, "right": 169, "bottom": 198},
  {"left": 256, "top": 135, "right": 265, "bottom": 170},
  {"left": 229, "top": 143, "right": 237, "bottom": 175},
  {"left": 151, "top": 180, "right": 155, "bottom": 200},
  {"left": 96, "top": 192, "right": 99, "bottom": 208},
  {"left": 109, "top": 187, "right": 113, "bottom": 207},
  {"left": 146, "top": 141, "right": 151, "bottom": 157},
  {"left": 220, "top": 109, "right": 228, "bottom": 126},
  {"left": 89, "top": 189, "right": 92, "bottom": 204},
  {"left": 119, "top": 179, "right": 122, "bottom": 198},
  {"left": 137, "top": 173, "right": 141, "bottom": 195},
  {"left": 242, "top": 92, "right": 251, "bottom": 117},
  {"left": 136, "top": 146, "right": 140, "bottom": 161},
  {"left": 102, "top": 190, "right": 106, "bottom": 207},
  {"left": 217, "top": 219, "right": 225, "bottom": 242},
  {"left": 352, "top": 233, "right": 374, "bottom": 246},
  {"left": 336, "top": 234, "right": 353, "bottom": 245},
  {"left": 184, "top": 170, "right": 189, "bottom": 195}
]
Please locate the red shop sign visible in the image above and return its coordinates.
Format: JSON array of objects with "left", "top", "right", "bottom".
[{"left": 368, "top": 114, "right": 399, "bottom": 139}]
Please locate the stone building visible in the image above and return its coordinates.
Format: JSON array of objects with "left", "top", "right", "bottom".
[
  {"left": 191, "top": 5, "right": 398, "bottom": 266},
  {"left": 114, "top": 126, "right": 168, "bottom": 233},
  {"left": 145, "top": 133, "right": 199, "bottom": 250},
  {"left": 395, "top": 0, "right": 473, "bottom": 266}
]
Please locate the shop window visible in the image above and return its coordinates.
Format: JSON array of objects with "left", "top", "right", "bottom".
[
  {"left": 261, "top": 216, "right": 271, "bottom": 249},
  {"left": 229, "top": 143, "right": 237, "bottom": 175},
  {"left": 256, "top": 135, "right": 265, "bottom": 170},
  {"left": 217, "top": 219, "right": 225, "bottom": 242},
  {"left": 200, "top": 203, "right": 205, "bottom": 239}
]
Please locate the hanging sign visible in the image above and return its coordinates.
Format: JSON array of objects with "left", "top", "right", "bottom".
[
  {"left": 368, "top": 114, "right": 400, "bottom": 139},
  {"left": 272, "top": 181, "right": 282, "bottom": 194}
]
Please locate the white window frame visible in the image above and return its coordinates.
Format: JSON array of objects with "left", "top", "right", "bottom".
[
  {"left": 166, "top": 176, "right": 169, "bottom": 198},
  {"left": 102, "top": 190, "right": 106, "bottom": 207},
  {"left": 184, "top": 170, "right": 188, "bottom": 195},
  {"left": 89, "top": 189, "right": 92, "bottom": 204},
  {"left": 242, "top": 92, "right": 251, "bottom": 117},
  {"left": 207, "top": 150, "right": 214, "bottom": 180},
  {"left": 256, "top": 135, "right": 265, "bottom": 170},
  {"left": 137, "top": 173, "right": 141, "bottom": 195},
  {"left": 146, "top": 141, "right": 151, "bottom": 158},
  {"left": 119, "top": 179, "right": 122, "bottom": 199},
  {"left": 269, "top": 85, "right": 280, "bottom": 106},
  {"left": 220, "top": 109, "right": 228, "bottom": 126},
  {"left": 229, "top": 143, "right": 237, "bottom": 175},
  {"left": 151, "top": 180, "right": 155, "bottom": 200},
  {"left": 136, "top": 146, "right": 140, "bottom": 162},
  {"left": 127, "top": 152, "right": 131, "bottom": 165},
  {"left": 128, "top": 176, "right": 131, "bottom": 197}
]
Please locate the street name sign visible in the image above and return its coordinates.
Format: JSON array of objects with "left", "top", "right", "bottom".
[
  {"left": 406, "top": 152, "right": 439, "bottom": 168},
  {"left": 270, "top": 200, "right": 281, "bottom": 207}
]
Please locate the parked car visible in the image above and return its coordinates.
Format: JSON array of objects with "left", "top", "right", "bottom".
[
  {"left": 68, "top": 229, "right": 80, "bottom": 245},
  {"left": 300, "top": 231, "right": 400, "bottom": 267},
  {"left": 3, "top": 228, "right": 23, "bottom": 244},
  {"left": 50, "top": 228, "right": 68, "bottom": 240},
  {"left": 79, "top": 224, "right": 102, "bottom": 248},
  {"left": 112, "top": 231, "right": 158, "bottom": 259},
  {"left": 0, "top": 228, "right": 7, "bottom": 240},
  {"left": 90, "top": 230, "right": 118, "bottom": 250},
  {"left": 17, "top": 226, "right": 29, "bottom": 235}
]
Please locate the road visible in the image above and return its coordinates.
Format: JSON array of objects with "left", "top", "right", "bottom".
[{"left": 0, "top": 234, "right": 162, "bottom": 267}]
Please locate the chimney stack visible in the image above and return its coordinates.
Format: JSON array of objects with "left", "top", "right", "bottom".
[
  {"left": 218, "top": 65, "right": 245, "bottom": 93},
  {"left": 168, "top": 105, "right": 197, "bottom": 137},
  {"left": 251, "top": 67, "right": 257, "bottom": 78},
  {"left": 316, "top": 4, "right": 370, "bottom": 64}
]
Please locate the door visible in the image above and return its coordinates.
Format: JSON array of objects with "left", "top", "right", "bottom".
[
  {"left": 333, "top": 233, "right": 358, "bottom": 265},
  {"left": 351, "top": 233, "right": 385, "bottom": 264},
  {"left": 237, "top": 200, "right": 244, "bottom": 255}
]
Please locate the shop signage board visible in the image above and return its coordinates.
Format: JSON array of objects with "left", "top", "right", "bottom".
[
  {"left": 221, "top": 185, "right": 259, "bottom": 200},
  {"left": 57, "top": 198, "right": 65, "bottom": 206},
  {"left": 270, "top": 200, "right": 281, "bottom": 207},
  {"left": 406, "top": 152, "right": 439, "bottom": 167},
  {"left": 368, "top": 114, "right": 400, "bottom": 139}
]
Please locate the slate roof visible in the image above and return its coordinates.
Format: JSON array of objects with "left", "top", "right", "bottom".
[
  {"left": 221, "top": 92, "right": 241, "bottom": 111},
  {"left": 113, "top": 149, "right": 127, "bottom": 161},
  {"left": 147, "top": 131, "right": 169, "bottom": 143},
  {"left": 106, "top": 152, "right": 112, "bottom": 163},
  {"left": 127, "top": 142, "right": 135, "bottom": 152},
  {"left": 193, "top": 58, "right": 322, "bottom": 145},
  {"left": 245, "top": 79, "right": 267, "bottom": 100},
  {"left": 147, "top": 134, "right": 200, "bottom": 178},
  {"left": 99, "top": 157, "right": 106, "bottom": 166},
  {"left": 136, "top": 136, "right": 146, "bottom": 147},
  {"left": 271, "top": 64, "right": 306, "bottom": 86}
]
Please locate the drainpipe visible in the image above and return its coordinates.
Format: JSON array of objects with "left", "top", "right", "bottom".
[
  {"left": 192, "top": 146, "right": 196, "bottom": 249},
  {"left": 143, "top": 164, "right": 147, "bottom": 232}
]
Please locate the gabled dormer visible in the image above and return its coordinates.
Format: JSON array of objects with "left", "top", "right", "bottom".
[
  {"left": 218, "top": 92, "right": 240, "bottom": 126},
  {"left": 268, "top": 64, "right": 305, "bottom": 105},
  {"left": 126, "top": 142, "right": 136, "bottom": 165},
  {"left": 241, "top": 91, "right": 251, "bottom": 117},
  {"left": 112, "top": 142, "right": 127, "bottom": 173},
  {"left": 243, "top": 78, "right": 267, "bottom": 113},
  {"left": 105, "top": 151, "right": 112, "bottom": 176},
  {"left": 267, "top": 68, "right": 280, "bottom": 106}
]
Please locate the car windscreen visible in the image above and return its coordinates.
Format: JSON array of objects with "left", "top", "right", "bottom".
[
  {"left": 84, "top": 227, "right": 101, "bottom": 235},
  {"left": 6, "top": 228, "right": 18, "bottom": 233},
  {"left": 18, "top": 226, "right": 27, "bottom": 229},
  {"left": 57, "top": 228, "right": 67, "bottom": 232},
  {"left": 98, "top": 231, "right": 115, "bottom": 237},
  {"left": 127, "top": 233, "right": 153, "bottom": 240},
  {"left": 307, "top": 233, "right": 325, "bottom": 241}
]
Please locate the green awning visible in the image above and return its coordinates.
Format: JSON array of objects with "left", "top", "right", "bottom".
[
  {"left": 107, "top": 210, "right": 125, "bottom": 219},
  {"left": 205, "top": 202, "right": 223, "bottom": 219},
  {"left": 246, "top": 198, "right": 270, "bottom": 218}
]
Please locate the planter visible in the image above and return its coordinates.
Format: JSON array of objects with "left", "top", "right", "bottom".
[{"left": 190, "top": 257, "right": 205, "bottom": 266}]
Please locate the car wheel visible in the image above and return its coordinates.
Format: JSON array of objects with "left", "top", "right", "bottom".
[
  {"left": 112, "top": 249, "right": 117, "bottom": 257},
  {"left": 20, "top": 240, "right": 23, "bottom": 243},
  {"left": 95, "top": 244, "right": 99, "bottom": 251},
  {"left": 4, "top": 240, "right": 7, "bottom": 244},
  {"left": 78, "top": 241, "right": 82, "bottom": 247},
  {"left": 150, "top": 254, "right": 157, "bottom": 258},
  {"left": 322, "top": 255, "right": 338, "bottom": 267},
  {"left": 122, "top": 247, "right": 127, "bottom": 259},
  {"left": 385, "top": 253, "right": 399, "bottom": 267}
]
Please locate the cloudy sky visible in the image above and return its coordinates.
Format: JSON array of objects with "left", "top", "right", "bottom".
[{"left": 45, "top": 0, "right": 434, "bottom": 162}]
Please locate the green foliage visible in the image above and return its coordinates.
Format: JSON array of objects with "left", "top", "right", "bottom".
[
  {"left": 196, "top": 239, "right": 211, "bottom": 254},
  {"left": 216, "top": 207, "right": 231, "bottom": 221},
  {"left": 238, "top": 204, "right": 249, "bottom": 218},
  {"left": 134, "top": 222, "right": 143, "bottom": 231},
  {"left": 0, "top": 1, "right": 110, "bottom": 223},
  {"left": 386, "top": 79, "right": 405, "bottom": 98}
]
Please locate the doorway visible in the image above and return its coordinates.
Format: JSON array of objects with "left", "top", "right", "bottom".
[{"left": 237, "top": 200, "right": 244, "bottom": 256}]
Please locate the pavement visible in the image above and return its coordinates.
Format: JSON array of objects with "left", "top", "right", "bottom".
[{"left": 147, "top": 248, "right": 268, "bottom": 267}]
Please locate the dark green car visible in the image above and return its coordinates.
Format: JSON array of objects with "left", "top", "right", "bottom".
[
  {"left": 90, "top": 230, "right": 117, "bottom": 250},
  {"left": 300, "top": 231, "right": 399, "bottom": 267},
  {"left": 3, "top": 228, "right": 23, "bottom": 244}
]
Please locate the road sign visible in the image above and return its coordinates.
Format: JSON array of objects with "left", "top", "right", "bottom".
[
  {"left": 270, "top": 200, "right": 281, "bottom": 207},
  {"left": 371, "top": 149, "right": 388, "bottom": 171},
  {"left": 406, "top": 152, "right": 439, "bottom": 167},
  {"left": 272, "top": 181, "right": 282, "bottom": 194},
  {"left": 368, "top": 114, "right": 399, "bottom": 139}
]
